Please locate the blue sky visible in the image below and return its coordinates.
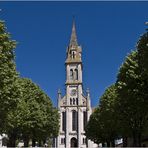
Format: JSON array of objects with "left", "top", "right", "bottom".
[{"left": 0, "top": 1, "right": 148, "bottom": 107}]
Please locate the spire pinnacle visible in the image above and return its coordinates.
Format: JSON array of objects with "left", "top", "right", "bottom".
[{"left": 69, "top": 19, "right": 78, "bottom": 47}]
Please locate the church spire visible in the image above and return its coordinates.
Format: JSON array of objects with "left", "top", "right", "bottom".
[
  {"left": 69, "top": 19, "right": 78, "bottom": 47},
  {"left": 65, "top": 19, "right": 82, "bottom": 64}
]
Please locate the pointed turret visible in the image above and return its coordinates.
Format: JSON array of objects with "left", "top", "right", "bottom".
[
  {"left": 57, "top": 89, "right": 61, "bottom": 109},
  {"left": 86, "top": 88, "right": 91, "bottom": 110},
  {"left": 69, "top": 20, "right": 78, "bottom": 47}
]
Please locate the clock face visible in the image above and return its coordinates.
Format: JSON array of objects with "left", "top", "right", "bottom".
[{"left": 71, "top": 89, "right": 77, "bottom": 96}]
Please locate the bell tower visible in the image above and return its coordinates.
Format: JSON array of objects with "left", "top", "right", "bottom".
[
  {"left": 56, "top": 20, "right": 93, "bottom": 148},
  {"left": 65, "top": 20, "right": 83, "bottom": 107}
]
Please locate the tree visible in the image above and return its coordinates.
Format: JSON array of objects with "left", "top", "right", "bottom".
[
  {"left": 0, "top": 20, "right": 20, "bottom": 133},
  {"left": 85, "top": 84, "right": 119, "bottom": 146},
  {"left": 0, "top": 20, "right": 59, "bottom": 147},
  {"left": 99, "top": 84, "right": 119, "bottom": 146},
  {"left": 6, "top": 78, "right": 59, "bottom": 147},
  {"left": 85, "top": 107, "right": 102, "bottom": 145},
  {"left": 116, "top": 50, "right": 148, "bottom": 146}
]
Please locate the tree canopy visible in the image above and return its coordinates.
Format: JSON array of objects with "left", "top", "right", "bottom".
[
  {"left": 116, "top": 45, "right": 148, "bottom": 146},
  {"left": 0, "top": 21, "right": 59, "bottom": 147},
  {"left": 85, "top": 84, "right": 119, "bottom": 146},
  {"left": 86, "top": 27, "right": 148, "bottom": 147},
  {"left": 0, "top": 20, "right": 20, "bottom": 132},
  {"left": 6, "top": 78, "right": 59, "bottom": 147}
]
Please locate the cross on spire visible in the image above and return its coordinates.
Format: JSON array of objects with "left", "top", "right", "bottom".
[{"left": 69, "top": 19, "right": 78, "bottom": 47}]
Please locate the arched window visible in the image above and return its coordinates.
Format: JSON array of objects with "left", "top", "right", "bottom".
[
  {"left": 72, "top": 52, "right": 75, "bottom": 59},
  {"left": 76, "top": 98, "right": 78, "bottom": 105},
  {"left": 62, "top": 112, "right": 66, "bottom": 132},
  {"left": 82, "top": 138, "right": 87, "bottom": 144},
  {"left": 71, "top": 137, "right": 78, "bottom": 147},
  {"left": 70, "top": 50, "right": 72, "bottom": 57},
  {"left": 72, "top": 110, "right": 78, "bottom": 131},
  {"left": 61, "top": 138, "right": 65, "bottom": 144},
  {"left": 70, "top": 69, "right": 73, "bottom": 80},
  {"left": 83, "top": 100, "right": 85, "bottom": 105},
  {"left": 83, "top": 111, "right": 87, "bottom": 130},
  {"left": 73, "top": 98, "right": 75, "bottom": 105},
  {"left": 83, "top": 138, "right": 85, "bottom": 144},
  {"left": 74, "top": 69, "right": 78, "bottom": 80},
  {"left": 70, "top": 98, "right": 72, "bottom": 105}
]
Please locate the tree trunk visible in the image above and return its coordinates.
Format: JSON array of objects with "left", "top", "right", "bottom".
[
  {"left": 133, "top": 131, "right": 139, "bottom": 147},
  {"left": 132, "top": 131, "right": 141, "bottom": 146},
  {"left": 32, "top": 138, "right": 36, "bottom": 147},
  {"left": 102, "top": 142, "right": 105, "bottom": 147},
  {"left": 107, "top": 141, "right": 110, "bottom": 147},
  {"left": 137, "top": 132, "right": 141, "bottom": 147},
  {"left": 38, "top": 140, "right": 42, "bottom": 147},
  {"left": 23, "top": 135, "right": 29, "bottom": 147},
  {"left": 7, "top": 133, "right": 16, "bottom": 147},
  {"left": 111, "top": 139, "right": 115, "bottom": 147},
  {"left": 123, "top": 137, "right": 128, "bottom": 147},
  {"left": 133, "top": 133, "right": 137, "bottom": 146}
]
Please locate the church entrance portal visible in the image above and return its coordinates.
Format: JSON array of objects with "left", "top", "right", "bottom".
[{"left": 70, "top": 137, "right": 78, "bottom": 148}]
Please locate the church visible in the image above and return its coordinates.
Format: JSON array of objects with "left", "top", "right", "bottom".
[{"left": 55, "top": 21, "right": 97, "bottom": 148}]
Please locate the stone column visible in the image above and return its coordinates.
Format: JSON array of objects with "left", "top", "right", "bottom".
[
  {"left": 56, "top": 135, "right": 59, "bottom": 148},
  {"left": 66, "top": 107, "right": 69, "bottom": 148},
  {"left": 78, "top": 107, "right": 82, "bottom": 148},
  {"left": 57, "top": 111, "right": 62, "bottom": 148},
  {"left": 78, "top": 64, "right": 82, "bottom": 83},
  {"left": 55, "top": 137, "right": 57, "bottom": 148},
  {"left": 87, "top": 108, "right": 92, "bottom": 148},
  {"left": 60, "top": 112, "right": 62, "bottom": 132},
  {"left": 78, "top": 85, "right": 82, "bottom": 105},
  {"left": 66, "top": 86, "right": 70, "bottom": 105}
]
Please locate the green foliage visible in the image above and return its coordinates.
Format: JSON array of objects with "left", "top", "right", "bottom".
[
  {"left": 99, "top": 85, "right": 119, "bottom": 141},
  {"left": 85, "top": 25, "right": 148, "bottom": 147},
  {"left": 85, "top": 84, "right": 118, "bottom": 145},
  {"left": 0, "top": 21, "right": 19, "bottom": 132},
  {"left": 116, "top": 49, "right": 148, "bottom": 146},
  {"left": 85, "top": 108, "right": 101, "bottom": 144},
  {"left": 0, "top": 20, "right": 59, "bottom": 146},
  {"left": 137, "top": 31, "right": 148, "bottom": 73},
  {"left": 6, "top": 78, "right": 59, "bottom": 142},
  {"left": 137, "top": 31, "right": 148, "bottom": 111},
  {"left": 137, "top": 31, "right": 148, "bottom": 140}
]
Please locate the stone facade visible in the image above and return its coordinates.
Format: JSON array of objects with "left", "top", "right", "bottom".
[{"left": 56, "top": 21, "right": 95, "bottom": 148}]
